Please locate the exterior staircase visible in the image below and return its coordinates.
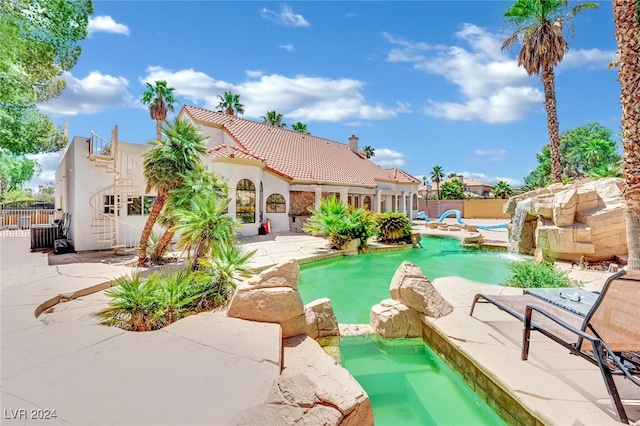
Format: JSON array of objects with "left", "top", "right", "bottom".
[{"left": 88, "top": 126, "right": 140, "bottom": 252}]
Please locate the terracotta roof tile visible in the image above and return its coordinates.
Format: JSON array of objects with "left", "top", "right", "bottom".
[{"left": 183, "top": 105, "right": 416, "bottom": 188}]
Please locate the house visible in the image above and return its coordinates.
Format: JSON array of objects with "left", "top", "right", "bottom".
[
  {"left": 418, "top": 175, "right": 493, "bottom": 198},
  {"left": 55, "top": 105, "right": 421, "bottom": 252}
]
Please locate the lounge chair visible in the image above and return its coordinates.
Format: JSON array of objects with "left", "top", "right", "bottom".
[{"left": 469, "top": 270, "right": 640, "bottom": 424}]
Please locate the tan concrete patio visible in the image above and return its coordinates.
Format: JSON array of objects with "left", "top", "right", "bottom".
[{"left": 1, "top": 223, "right": 638, "bottom": 425}]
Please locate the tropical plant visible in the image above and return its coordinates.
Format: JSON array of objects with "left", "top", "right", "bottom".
[
  {"left": 170, "top": 192, "right": 237, "bottom": 269},
  {"left": 98, "top": 272, "right": 162, "bottom": 331},
  {"left": 261, "top": 110, "right": 287, "bottom": 128},
  {"left": 141, "top": 80, "right": 178, "bottom": 141},
  {"left": 447, "top": 172, "right": 458, "bottom": 178},
  {"left": 198, "top": 242, "right": 255, "bottom": 290},
  {"left": 503, "top": 0, "right": 598, "bottom": 183},
  {"left": 291, "top": 122, "right": 309, "bottom": 134},
  {"left": 363, "top": 145, "right": 375, "bottom": 159},
  {"left": 154, "top": 169, "right": 228, "bottom": 260},
  {"left": 612, "top": 0, "right": 640, "bottom": 270},
  {"left": 492, "top": 181, "right": 514, "bottom": 199},
  {"left": 524, "top": 122, "right": 621, "bottom": 185},
  {"left": 136, "top": 231, "right": 163, "bottom": 263},
  {"left": 216, "top": 91, "right": 245, "bottom": 116},
  {"left": 303, "top": 194, "right": 378, "bottom": 251},
  {"left": 502, "top": 260, "right": 581, "bottom": 288},
  {"left": 439, "top": 179, "right": 464, "bottom": 200},
  {"left": 430, "top": 165, "right": 445, "bottom": 200},
  {"left": 98, "top": 265, "right": 236, "bottom": 331},
  {"left": 138, "top": 118, "right": 208, "bottom": 266},
  {"left": 375, "top": 212, "right": 412, "bottom": 243},
  {"left": 1, "top": 0, "right": 91, "bottom": 156}
]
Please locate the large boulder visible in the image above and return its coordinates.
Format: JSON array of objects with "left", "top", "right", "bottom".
[
  {"left": 389, "top": 261, "right": 453, "bottom": 318},
  {"left": 505, "top": 178, "right": 627, "bottom": 262},
  {"left": 230, "top": 335, "right": 374, "bottom": 426},
  {"left": 228, "top": 261, "right": 339, "bottom": 339},
  {"left": 370, "top": 299, "right": 422, "bottom": 338}
]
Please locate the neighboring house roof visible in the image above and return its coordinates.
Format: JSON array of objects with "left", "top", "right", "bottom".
[{"left": 182, "top": 105, "right": 420, "bottom": 189}]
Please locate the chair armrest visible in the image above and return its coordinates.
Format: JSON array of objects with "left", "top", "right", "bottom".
[{"left": 524, "top": 304, "right": 596, "bottom": 343}]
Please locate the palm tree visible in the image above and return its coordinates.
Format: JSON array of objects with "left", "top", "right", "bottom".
[
  {"left": 262, "top": 110, "right": 287, "bottom": 128},
  {"left": 171, "top": 193, "right": 237, "bottom": 270},
  {"left": 612, "top": 0, "right": 640, "bottom": 270},
  {"left": 292, "top": 122, "right": 309, "bottom": 134},
  {"left": 503, "top": 0, "right": 598, "bottom": 184},
  {"left": 141, "top": 80, "right": 178, "bottom": 141},
  {"left": 137, "top": 118, "right": 208, "bottom": 266},
  {"left": 154, "top": 170, "right": 228, "bottom": 260},
  {"left": 430, "top": 165, "right": 445, "bottom": 200},
  {"left": 363, "top": 145, "right": 375, "bottom": 159},
  {"left": 493, "top": 181, "right": 514, "bottom": 199},
  {"left": 216, "top": 91, "right": 245, "bottom": 116}
]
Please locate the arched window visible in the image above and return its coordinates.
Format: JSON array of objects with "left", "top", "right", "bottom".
[
  {"left": 266, "top": 193, "right": 286, "bottom": 213},
  {"left": 236, "top": 179, "right": 256, "bottom": 223},
  {"left": 363, "top": 196, "right": 372, "bottom": 211}
]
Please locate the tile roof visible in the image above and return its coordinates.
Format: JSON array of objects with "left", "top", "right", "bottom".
[{"left": 182, "top": 105, "right": 420, "bottom": 188}]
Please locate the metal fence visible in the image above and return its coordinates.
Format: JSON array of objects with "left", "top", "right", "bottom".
[{"left": 0, "top": 208, "right": 57, "bottom": 239}]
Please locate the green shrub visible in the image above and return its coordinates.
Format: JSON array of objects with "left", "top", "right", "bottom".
[
  {"left": 375, "top": 212, "right": 412, "bottom": 243},
  {"left": 502, "top": 260, "right": 581, "bottom": 289},
  {"left": 98, "top": 263, "right": 242, "bottom": 331},
  {"left": 303, "top": 195, "right": 378, "bottom": 251}
]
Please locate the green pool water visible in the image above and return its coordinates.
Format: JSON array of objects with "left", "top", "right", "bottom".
[
  {"left": 300, "top": 236, "right": 516, "bottom": 323},
  {"left": 340, "top": 335, "right": 507, "bottom": 426}
]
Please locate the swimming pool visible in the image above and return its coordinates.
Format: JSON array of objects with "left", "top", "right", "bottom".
[
  {"left": 340, "top": 335, "right": 507, "bottom": 426},
  {"left": 299, "top": 236, "right": 516, "bottom": 323}
]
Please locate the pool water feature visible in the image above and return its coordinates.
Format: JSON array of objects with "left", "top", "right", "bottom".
[
  {"left": 340, "top": 335, "right": 507, "bottom": 426},
  {"left": 300, "top": 236, "right": 517, "bottom": 324}
]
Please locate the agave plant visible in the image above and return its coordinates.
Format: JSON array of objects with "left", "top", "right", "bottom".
[{"left": 375, "top": 212, "right": 412, "bottom": 243}]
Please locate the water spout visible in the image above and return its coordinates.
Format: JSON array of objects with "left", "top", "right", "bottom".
[{"left": 508, "top": 199, "right": 531, "bottom": 254}]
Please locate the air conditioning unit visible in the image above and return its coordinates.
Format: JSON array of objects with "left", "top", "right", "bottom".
[{"left": 30, "top": 224, "right": 58, "bottom": 251}]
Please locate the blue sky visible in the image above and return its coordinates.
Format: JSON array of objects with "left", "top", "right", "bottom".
[{"left": 32, "top": 1, "right": 621, "bottom": 191}]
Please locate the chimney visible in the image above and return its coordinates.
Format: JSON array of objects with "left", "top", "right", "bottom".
[
  {"left": 348, "top": 135, "right": 359, "bottom": 153},
  {"left": 458, "top": 175, "right": 464, "bottom": 184}
]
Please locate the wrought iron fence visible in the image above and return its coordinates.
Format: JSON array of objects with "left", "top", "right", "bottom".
[{"left": 0, "top": 208, "right": 57, "bottom": 238}]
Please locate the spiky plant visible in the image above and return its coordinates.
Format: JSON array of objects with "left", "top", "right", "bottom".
[
  {"left": 98, "top": 273, "right": 162, "bottom": 331},
  {"left": 375, "top": 212, "right": 413, "bottom": 243}
]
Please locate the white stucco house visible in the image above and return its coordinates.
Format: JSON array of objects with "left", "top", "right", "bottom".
[{"left": 55, "top": 104, "right": 421, "bottom": 252}]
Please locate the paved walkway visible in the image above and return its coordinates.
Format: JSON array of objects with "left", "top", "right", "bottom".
[{"left": 1, "top": 225, "right": 638, "bottom": 425}]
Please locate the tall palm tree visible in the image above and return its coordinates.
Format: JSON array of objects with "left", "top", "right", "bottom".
[
  {"left": 492, "top": 181, "right": 514, "bottom": 199},
  {"left": 261, "top": 110, "right": 287, "bottom": 128},
  {"left": 292, "top": 122, "right": 309, "bottom": 134},
  {"left": 430, "top": 165, "right": 445, "bottom": 200},
  {"left": 140, "top": 80, "right": 178, "bottom": 141},
  {"left": 503, "top": 0, "right": 598, "bottom": 183},
  {"left": 216, "top": 91, "right": 245, "bottom": 116},
  {"left": 612, "top": 0, "right": 640, "bottom": 271},
  {"left": 137, "top": 118, "right": 208, "bottom": 266},
  {"left": 363, "top": 145, "right": 375, "bottom": 159}
]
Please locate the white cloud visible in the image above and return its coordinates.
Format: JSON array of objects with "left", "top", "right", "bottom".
[
  {"left": 385, "top": 24, "right": 547, "bottom": 123},
  {"left": 261, "top": 5, "right": 310, "bottom": 27},
  {"left": 455, "top": 171, "right": 523, "bottom": 187},
  {"left": 141, "top": 66, "right": 404, "bottom": 122},
  {"left": 279, "top": 44, "right": 294, "bottom": 52},
  {"left": 559, "top": 48, "right": 617, "bottom": 70},
  {"left": 88, "top": 16, "right": 129, "bottom": 36},
  {"left": 474, "top": 149, "right": 507, "bottom": 161},
  {"left": 370, "top": 148, "right": 408, "bottom": 168},
  {"left": 424, "top": 86, "right": 543, "bottom": 123},
  {"left": 26, "top": 152, "right": 60, "bottom": 191},
  {"left": 38, "top": 71, "right": 133, "bottom": 116}
]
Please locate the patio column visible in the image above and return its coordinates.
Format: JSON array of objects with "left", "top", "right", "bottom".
[{"left": 313, "top": 186, "right": 323, "bottom": 207}]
